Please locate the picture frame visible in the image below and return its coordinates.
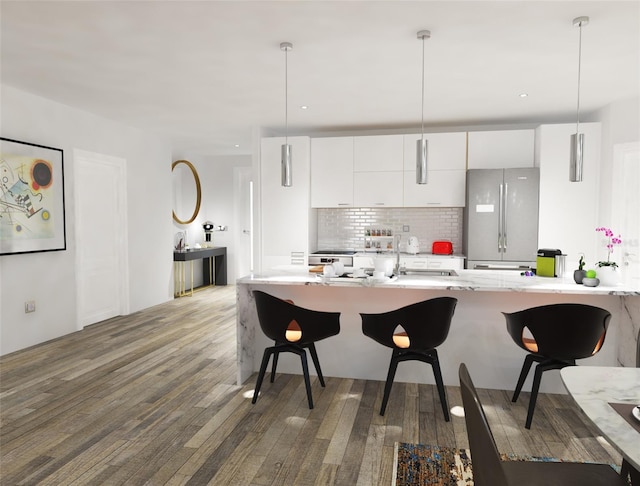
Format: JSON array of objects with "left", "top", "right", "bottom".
[{"left": 1, "top": 137, "right": 66, "bottom": 255}]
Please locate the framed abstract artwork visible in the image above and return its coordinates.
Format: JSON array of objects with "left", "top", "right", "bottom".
[{"left": 1, "top": 137, "right": 66, "bottom": 255}]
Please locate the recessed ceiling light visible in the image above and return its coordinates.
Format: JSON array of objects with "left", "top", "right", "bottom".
[
  {"left": 519, "top": 93, "right": 529, "bottom": 98},
  {"left": 234, "top": 144, "right": 240, "bottom": 148},
  {"left": 300, "top": 105, "right": 308, "bottom": 110}
]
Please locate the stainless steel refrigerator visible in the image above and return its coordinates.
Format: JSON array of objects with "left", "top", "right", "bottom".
[{"left": 464, "top": 168, "right": 539, "bottom": 270}]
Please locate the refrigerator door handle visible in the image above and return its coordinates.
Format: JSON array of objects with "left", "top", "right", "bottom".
[
  {"left": 503, "top": 182, "right": 508, "bottom": 251},
  {"left": 498, "top": 183, "right": 504, "bottom": 252}
]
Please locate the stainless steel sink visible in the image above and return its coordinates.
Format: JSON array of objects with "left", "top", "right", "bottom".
[{"left": 399, "top": 269, "right": 458, "bottom": 277}]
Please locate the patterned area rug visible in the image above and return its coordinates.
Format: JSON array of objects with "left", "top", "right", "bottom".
[{"left": 393, "top": 442, "right": 623, "bottom": 486}]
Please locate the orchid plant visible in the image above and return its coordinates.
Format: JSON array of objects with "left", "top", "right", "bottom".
[{"left": 595, "top": 227, "right": 622, "bottom": 268}]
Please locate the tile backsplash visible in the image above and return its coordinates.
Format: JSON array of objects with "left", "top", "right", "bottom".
[{"left": 317, "top": 207, "right": 463, "bottom": 254}]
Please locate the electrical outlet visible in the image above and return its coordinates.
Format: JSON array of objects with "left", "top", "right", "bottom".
[
  {"left": 403, "top": 225, "right": 410, "bottom": 232},
  {"left": 25, "top": 300, "right": 36, "bottom": 313}
]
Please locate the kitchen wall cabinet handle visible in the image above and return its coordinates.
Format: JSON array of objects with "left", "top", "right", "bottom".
[
  {"left": 498, "top": 183, "right": 504, "bottom": 252},
  {"left": 503, "top": 182, "right": 508, "bottom": 251}
]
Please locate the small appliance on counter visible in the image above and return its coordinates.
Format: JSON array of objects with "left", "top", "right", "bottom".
[
  {"left": 536, "top": 249, "right": 565, "bottom": 277},
  {"left": 432, "top": 240, "right": 453, "bottom": 255},
  {"left": 406, "top": 236, "right": 420, "bottom": 254}
]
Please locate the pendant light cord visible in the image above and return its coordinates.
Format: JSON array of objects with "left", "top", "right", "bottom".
[
  {"left": 421, "top": 35, "right": 425, "bottom": 140},
  {"left": 285, "top": 46, "right": 289, "bottom": 146},
  {"left": 576, "top": 22, "right": 582, "bottom": 134}
]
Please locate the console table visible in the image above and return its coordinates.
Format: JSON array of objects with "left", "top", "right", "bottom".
[{"left": 173, "top": 247, "right": 227, "bottom": 297}]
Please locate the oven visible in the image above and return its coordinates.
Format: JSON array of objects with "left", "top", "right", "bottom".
[{"left": 308, "top": 250, "right": 355, "bottom": 267}]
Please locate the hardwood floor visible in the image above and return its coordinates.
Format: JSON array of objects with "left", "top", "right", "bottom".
[{"left": 1, "top": 285, "right": 621, "bottom": 485}]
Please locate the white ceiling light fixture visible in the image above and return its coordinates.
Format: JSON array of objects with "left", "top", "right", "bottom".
[
  {"left": 281, "top": 41, "right": 293, "bottom": 187},
  {"left": 416, "top": 30, "right": 431, "bottom": 185},
  {"left": 570, "top": 16, "right": 589, "bottom": 182}
]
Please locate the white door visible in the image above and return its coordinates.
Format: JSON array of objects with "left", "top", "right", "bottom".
[
  {"left": 234, "top": 166, "right": 253, "bottom": 278},
  {"left": 74, "top": 149, "right": 129, "bottom": 329},
  {"left": 612, "top": 142, "right": 640, "bottom": 287}
]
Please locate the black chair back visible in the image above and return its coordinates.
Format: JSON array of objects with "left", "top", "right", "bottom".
[
  {"left": 361, "top": 297, "right": 457, "bottom": 350},
  {"left": 504, "top": 303, "right": 611, "bottom": 360},
  {"left": 459, "top": 363, "right": 509, "bottom": 486},
  {"left": 253, "top": 290, "right": 340, "bottom": 344}
]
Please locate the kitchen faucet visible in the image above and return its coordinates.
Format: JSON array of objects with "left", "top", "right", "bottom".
[{"left": 394, "top": 233, "right": 402, "bottom": 275}]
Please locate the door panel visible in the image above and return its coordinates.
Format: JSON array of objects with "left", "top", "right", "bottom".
[
  {"left": 466, "top": 169, "right": 502, "bottom": 261},
  {"left": 503, "top": 168, "right": 539, "bottom": 261},
  {"left": 74, "top": 150, "right": 127, "bottom": 328}
]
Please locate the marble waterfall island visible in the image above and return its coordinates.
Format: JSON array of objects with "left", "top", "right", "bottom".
[{"left": 236, "top": 268, "right": 640, "bottom": 393}]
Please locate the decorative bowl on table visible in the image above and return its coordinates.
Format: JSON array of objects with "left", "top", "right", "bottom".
[{"left": 582, "top": 277, "right": 600, "bottom": 287}]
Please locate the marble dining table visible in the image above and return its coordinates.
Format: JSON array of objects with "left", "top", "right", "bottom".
[{"left": 560, "top": 366, "right": 640, "bottom": 479}]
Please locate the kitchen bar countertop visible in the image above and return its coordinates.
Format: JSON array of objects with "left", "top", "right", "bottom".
[
  {"left": 237, "top": 267, "right": 640, "bottom": 296},
  {"left": 237, "top": 267, "right": 640, "bottom": 389}
]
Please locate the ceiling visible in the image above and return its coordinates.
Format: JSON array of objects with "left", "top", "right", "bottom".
[{"left": 2, "top": 1, "right": 639, "bottom": 157}]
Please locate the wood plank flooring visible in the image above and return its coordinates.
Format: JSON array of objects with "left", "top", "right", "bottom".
[{"left": 0, "top": 285, "right": 621, "bottom": 485}]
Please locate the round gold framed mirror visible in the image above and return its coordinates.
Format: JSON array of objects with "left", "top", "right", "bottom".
[{"left": 172, "top": 159, "right": 201, "bottom": 224}]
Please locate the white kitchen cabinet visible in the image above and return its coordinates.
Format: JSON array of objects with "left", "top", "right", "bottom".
[
  {"left": 311, "top": 137, "right": 354, "bottom": 208},
  {"left": 354, "top": 255, "right": 465, "bottom": 271},
  {"left": 354, "top": 134, "right": 404, "bottom": 172},
  {"left": 402, "top": 170, "right": 466, "bottom": 207},
  {"left": 402, "top": 132, "right": 466, "bottom": 207},
  {"left": 403, "top": 132, "right": 467, "bottom": 171},
  {"left": 425, "top": 256, "right": 465, "bottom": 270},
  {"left": 468, "top": 129, "right": 534, "bottom": 169},
  {"left": 353, "top": 255, "right": 376, "bottom": 269},
  {"left": 536, "top": 123, "right": 601, "bottom": 270},
  {"left": 260, "top": 136, "right": 314, "bottom": 270},
  {"left": 353, "top": 171, "right": 403, "bottom": 207},
  {"left": 400, "top": 255, "right": 465, "bottom": 270}
]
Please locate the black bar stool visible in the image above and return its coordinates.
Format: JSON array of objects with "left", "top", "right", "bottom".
[
  {"left": 252, "top": 290, "right": 341, "bottom": 409},
  {"left": 360, "top": 297, "right": 457, "bottom": 419},
  {"left": 504, "top": 303, "right": 611, "bottom": 429}
]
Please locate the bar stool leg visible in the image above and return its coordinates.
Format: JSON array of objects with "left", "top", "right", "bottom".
[
  {"left": 380, "top": 349, "right": 401, "bottom": 416},
  {"left": 513, "top": 354, "right": 536, "bottom": 402},
  {"left": 299, "top": 351, "right": 314, "bottom": 409},
  {"left": 253, "top": 349, "right": 274, "bottom": 404},
  {"left": 430, "top": 351, "right": 450, "bottom": 422},
  {"left": 308, "top": 343, "right": 326, "bottom": 387}
]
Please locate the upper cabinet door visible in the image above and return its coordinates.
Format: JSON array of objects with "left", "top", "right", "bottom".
[
  {"left": 260, "top": 136, "right": 311, "bottom": 259},
  {"left": 353, "top": 171, "right": 403, "bottom": 207},
  {"left": 354, "top": 135, "right": 404, "bottom": 172},
  {"left": 403, "top": 132, "right": 467, "bottom": 171},
  {"left": 467, "top": 129, "right": 534, "bottom": 169},
  {"left": 402, "top": 170, "right": 466, "bottom": 207},
  {"left": 311, "top": 137, "right": 354, "bottom": 208}
]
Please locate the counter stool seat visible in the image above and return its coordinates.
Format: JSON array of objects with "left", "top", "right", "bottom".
[
  {"left": 360, "top": 297, "right": 457, "bottom": 419},
  {"left": 252, "top": 291, "right": 340, "bottom": 409},
  {"left": 504, "top": 303, "right": 611, "bottom": 429}
]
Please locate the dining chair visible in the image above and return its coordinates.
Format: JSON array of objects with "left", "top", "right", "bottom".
[
  {"left": 504, "top": 303, "right": 611, "bottom": 428},
  {"left": 360, "top": 296, "right": 457, "bottom": 419},
  {"left": 458, "top": 363, "right": 628, "bottom": 486},
  {"left": 251, "top": 290, "right": 341, "bottom": 409}
]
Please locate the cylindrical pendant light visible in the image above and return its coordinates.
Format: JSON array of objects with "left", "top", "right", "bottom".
[
  {"left": 569, "top": 16, "right": 588, "bottom": 182},
  {"left": 281, "top": 41, "right": 293, "bottom": 187},
  {"left": 416, "top": 30, "right": 430, "bottom": 184}
]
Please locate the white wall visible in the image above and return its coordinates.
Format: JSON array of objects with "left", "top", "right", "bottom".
[
  {"left": 170, "top": 153, "right": 251, "bottom": 283},
  {"left": 0, "top": 85, "right": 174, "bottom": 355},
  {"left": 595, "top": 96, "right": 640, "bottom": 228}
]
